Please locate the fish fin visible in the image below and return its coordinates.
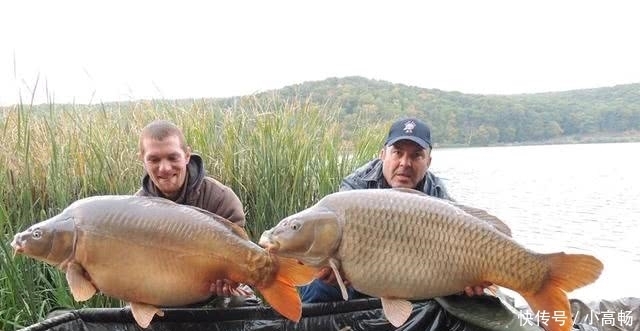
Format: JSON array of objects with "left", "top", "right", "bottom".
[
  {"left": 329, "top": 258, "right": 349, "bottom": 300},
  {"left": 521, "top": 253, "right": 603, "bottom": 331},
  {"left": 454, "top": 204, "right": 512, "bottom": 237},
  {"left": 277, "top": 257, "right": 319, "bottom": 286},
  {"left": 380, "top": 297, "right": 413, "bottom": 327},
  {"left": 389, "top": 187, "right": 513, "bottom": 237},
  {"left": 259, "top": 275, "right": 303, "bottom": 322},
  {"left": 65, "top": 263, "right": 97, "bottom": 301},
  {"left": 391, "top": 187, "right": 428, "bottom": 196},
  {"left": 183, "top": 204, "right": 250, "bottom": 240},
  {"left": 130, "top": 302, "right": 163, "bottom": 328},
  {"left": 226, "top": 222, "right": 250, "bottom": 240},
  {"left": 257, "top": 256, "right": 318, "bottom": 322}
]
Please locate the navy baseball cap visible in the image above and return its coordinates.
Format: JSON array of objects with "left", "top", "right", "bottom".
[{"left": 384, "top": 118, "right": 432, "bottom": 149}]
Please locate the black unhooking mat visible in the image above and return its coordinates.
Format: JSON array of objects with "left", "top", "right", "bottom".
[
  {"left": 18, "top": 298, "right": 506, "bottom": 331},
  {"left": 18, "top": 297, "right": 640, "bottom": 331}
]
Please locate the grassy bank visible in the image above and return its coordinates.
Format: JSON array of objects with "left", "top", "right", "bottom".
[{"left": 0, "top": 95, "right": 383, "bottom": 330}]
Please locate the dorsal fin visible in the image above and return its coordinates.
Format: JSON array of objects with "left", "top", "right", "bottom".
[
  {"left": 184, "top": 204, "right": 250, "bottom": 240},
  {"left": 391, "top": 187, "right": 427, "bottom": 195},
  {"left": 390, "top": 188, "right": 512, "bottom": 237},
  {"left": 140, "top": 196, "right": 249, "bottom": 240},
  {"left": 453, "top": 203, "right": 512, "bottom": 237}
]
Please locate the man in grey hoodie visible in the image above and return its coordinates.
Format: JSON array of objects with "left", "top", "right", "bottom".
[{"left": 135, "top": 119, "right": 255, "bottom": 306}]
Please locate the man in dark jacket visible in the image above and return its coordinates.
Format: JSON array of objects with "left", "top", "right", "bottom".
[
  {"left": 299, "top": 118, "right": 596, "bottom": 330},
  {"left": 135, "top": 119, "right": 255, "bottom": 305},
  {"left": 340, "top": 116, "right": 452, "bottom": 199},
  {"left": 300, "top": 117, "right": 485, "bottom": 302}
]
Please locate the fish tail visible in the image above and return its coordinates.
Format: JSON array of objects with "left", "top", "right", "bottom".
[
  {"left": 521, "top": 253, "right": 603, "bottom": 331},
  {"left": 259, "top": 257, "right": 318, "bottom": 322}
]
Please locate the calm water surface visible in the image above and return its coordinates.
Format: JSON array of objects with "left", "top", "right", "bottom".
[{"left": 431, "top": 142, "right": 640, "bottom": 303}]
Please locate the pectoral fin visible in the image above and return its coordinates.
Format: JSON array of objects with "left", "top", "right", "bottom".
[
  {"left": 329, "top": 258, "right": 348, "bottom": 300},
  {"left": 380, "top": 297, "right": 413, "bottom": 327},
  {"left": 65, "top": 262, "right": 97, "bottom": 301},
  {"left": 130, "top": 302, "right": 164, "bottom": 328}
]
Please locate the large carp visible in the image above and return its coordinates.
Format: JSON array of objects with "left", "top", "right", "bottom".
[
  {"left": 11, "top": 195, "right": 316, "bottom": 328},
  {"left": 259, "top": 188, "right": 603, "bottom": 331}
]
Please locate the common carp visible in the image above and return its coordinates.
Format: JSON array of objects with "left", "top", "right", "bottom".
[
  {"left": 259, "top": 188, "right": 603, "bottom": 331},
  {"left": 11, "top": 195, "right": 316, "bottom": 328}
]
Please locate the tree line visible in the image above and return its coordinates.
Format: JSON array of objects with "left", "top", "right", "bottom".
[
  {"left": 7, "top": 76, "right": 639, "bottom": 146},
  {"left": 266, "top": 76, "right": 640, "bottom": 146}
]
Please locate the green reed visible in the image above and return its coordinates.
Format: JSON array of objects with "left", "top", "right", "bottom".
[{"left": 0, "top": 95, "right": 382, "bottom": 329}]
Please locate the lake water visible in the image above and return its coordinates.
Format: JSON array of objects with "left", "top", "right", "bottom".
[{"left": 431, "top": 142, "right": 640, "bottom": 304}]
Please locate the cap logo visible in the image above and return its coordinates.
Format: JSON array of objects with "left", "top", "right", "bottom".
[{"left": 403, "top": 120, "right": 416, "bottom": 134}]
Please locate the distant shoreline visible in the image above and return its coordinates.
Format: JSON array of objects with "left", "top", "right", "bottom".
[{"left": 437, "top": 130, "right": 640, "bottom": 148}]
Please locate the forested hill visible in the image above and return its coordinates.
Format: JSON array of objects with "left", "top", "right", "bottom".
[
  {"left": 6, "top": 76, "right": 639, "bottom": 146},
  {"left": 261, "top": 76, "right": 640, "bottom": 146}
]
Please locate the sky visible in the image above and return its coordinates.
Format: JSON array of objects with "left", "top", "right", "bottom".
[{"left": 1, "top": 0, "right": 639, "bottom": 106}]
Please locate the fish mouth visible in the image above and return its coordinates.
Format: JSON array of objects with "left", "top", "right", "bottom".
[
  {"left": 259, "top": 239, "right": 280, "bottom": 253},
  {"left": 258, "top": 230, "right": 280, "bottom": 253},
  {"left": 263, "top": 242, "right": 280, "bottom": 253},
  {"left": 9, "top": 237, "right": 23, "bottom": 257}
]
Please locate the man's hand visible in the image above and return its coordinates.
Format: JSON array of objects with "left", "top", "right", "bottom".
[
  {"left": 316, "top": 267, "right": 351, "bottom": 287},
  {"left": 463, "top": 281, "right": 495, "bottom": 296},
  {"left": 211, "top": 279, "right": 253, "bottom": 297}
]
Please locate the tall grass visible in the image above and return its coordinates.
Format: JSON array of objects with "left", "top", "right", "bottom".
[{"left": 0, "top": 94, "right": 382, "bottom": 329}]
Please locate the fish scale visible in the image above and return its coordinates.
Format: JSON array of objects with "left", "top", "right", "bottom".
[
  {"left": 261, "top": 188, "right": 603, "bottom": 331},
  {"left": 11, "top": 195, "right": 317, "bottom": 327},
  {"left": 335, "top": 192, "right": 508, "bottom": 298}
]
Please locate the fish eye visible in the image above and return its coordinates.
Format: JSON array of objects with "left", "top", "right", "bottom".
[
  {"left": 32, "top": 228, "right": 43, "bottom": 239},
  {"left": 291, "top": 222, "right": 301, "bottom": 231}
]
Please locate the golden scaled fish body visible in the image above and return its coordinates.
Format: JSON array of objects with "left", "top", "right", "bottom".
[
  {"left": 11, "top": 195, "right": 315, "bottom": 328},
  {"left": 259, "top": 188, "right": 603, "bottom": 331}
]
